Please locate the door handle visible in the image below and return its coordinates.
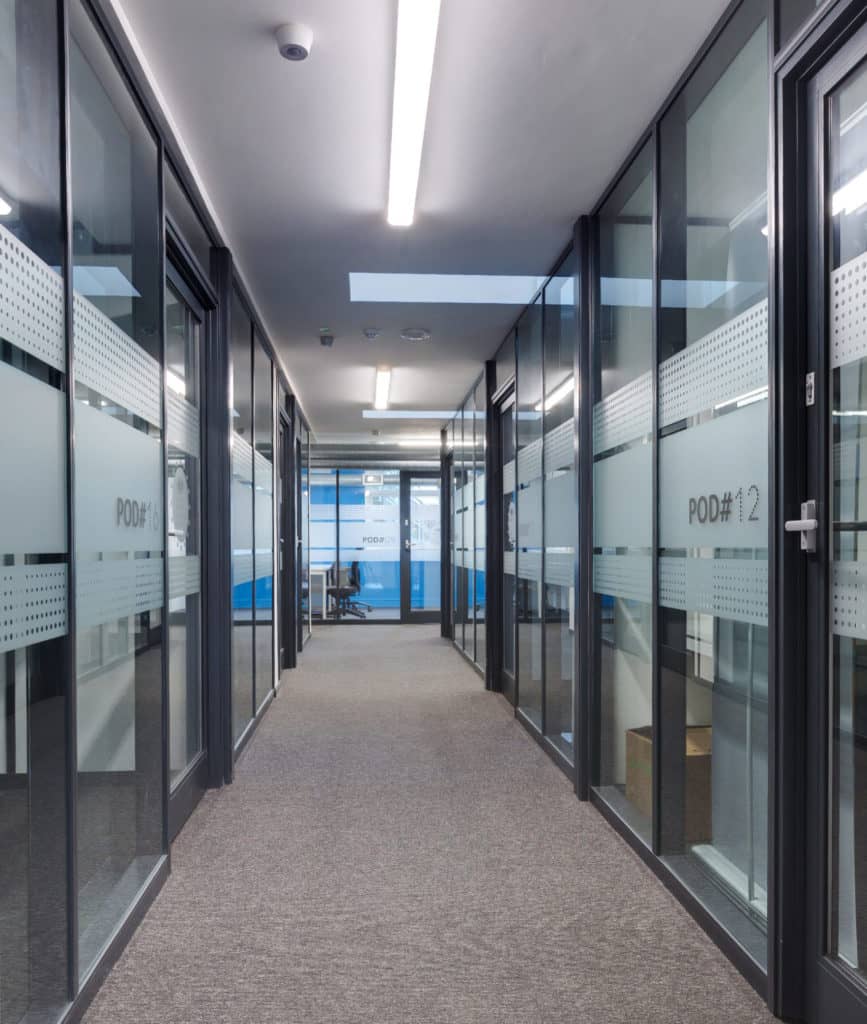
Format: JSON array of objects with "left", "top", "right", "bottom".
[
  {"left": 404, "top": 538, "right": 411, "bottom": 551},
  {"left": 784, "top": 500, "right": 818, "bottom": 552}
]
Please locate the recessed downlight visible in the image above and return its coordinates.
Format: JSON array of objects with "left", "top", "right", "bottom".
[{"left": 400, "top": 327, "right": 431, "bottom": 342}]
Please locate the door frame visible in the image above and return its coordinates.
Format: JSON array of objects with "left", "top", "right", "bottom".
[
  {"left": 165, "top": 233, "right": 216, "bottom": 841},
  {"left": 400, "top": 470, "right": 441, "bottom": 623},
  {"left": 277, "top": 405, "right": 296, "bottom": 674},
  {"left": 491, "top": 381, "right": 517, "bottom": 704},
  {"left": 775, "top": 2, "right": 867, "bottom": 1018}
]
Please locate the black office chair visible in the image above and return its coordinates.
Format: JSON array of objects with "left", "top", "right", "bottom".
[{"left": 327, "top": 561, "right": 372, "bottom": 619}]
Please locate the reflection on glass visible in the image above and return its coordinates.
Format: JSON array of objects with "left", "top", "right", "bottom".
[
  {"left": 71, "top": 0, "right": 164, "bottom": 976},
  {"left": 310, "top": 468, "right": 337, "bottom": 620},
  {"left": 254, "top": 337, "right": 273, "bottom": 708},
  {"left": 337, "top": 469, "right": 399, "bottom": 620},
  {"left": 474, "top": 378, "right": 487, "bottom": 668},
  {"left": 501, "top": 391, "right": 517, "bottom": 704},
  {"left": 231, "top": 290, "right": 254, "bottom": 742},
  {"left": 828, "top": 60, "right": 867, "bottom": 983},
  {"left": 592, "top": 139, "right": 654, "bottom": 844},
  {"left": 517, "top": 299, "right": 543, "bottom": 729},
  {"left": 166, "top": 283, "right": 203, "bottom": 786},
  {"left": 410, "top": 477, "right": 441, "bottom": 611},
  {"left": 0, "top": 0, "right": 69, "bottom": 1016},
  {"left": 657, "top": 0, "right": 768, "bottom": 967},
  {"left": 544, "top": 256, "right": 577, "bottom": 759}
]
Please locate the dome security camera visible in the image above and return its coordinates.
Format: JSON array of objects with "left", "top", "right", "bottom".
[{"left": 276, "top": 23, "right": 313, "bottom": 62}]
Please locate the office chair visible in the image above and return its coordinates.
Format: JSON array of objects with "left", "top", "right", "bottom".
[{"left": 327, "top": 561, "right": 372, "bottom": 619}]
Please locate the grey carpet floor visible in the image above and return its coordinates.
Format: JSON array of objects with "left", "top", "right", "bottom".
[{"left": 83, "top": 625, "right": 775, "bottom": 1024}]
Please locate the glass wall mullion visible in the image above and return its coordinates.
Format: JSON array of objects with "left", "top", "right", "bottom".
[{"left": 651, "top": 121, "right": 661, "bottom": 858}]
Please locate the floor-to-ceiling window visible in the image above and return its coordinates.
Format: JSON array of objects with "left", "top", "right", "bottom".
[
  {"left": 516, "top": 298, "right": 544, "bottom": 729},
  {"left": 0, "top": 0, "right": 69, "bottom": 1016},
  {"left": 543, "top": 256, "right": 577, "bottom": 760},
  {"left": 657, "top": 0, "right": 768, "bottom": 965},
  {"left": 71, "top": 0, "right": 165, "bottom": 976},
  {"left": 592, "top": 140, "right": 655, "bottom": 844}
]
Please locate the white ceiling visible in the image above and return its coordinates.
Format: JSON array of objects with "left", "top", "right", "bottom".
[{"left": 116, "top": 0, "right": 731, "bottom": 440}]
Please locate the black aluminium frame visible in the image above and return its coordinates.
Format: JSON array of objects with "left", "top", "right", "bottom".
[
  {"left": 435, "top": 1, "right": 867, "bottom": 1020},
  {"left": 40, "top": 0, "right": 312, "bottom": 1018}
]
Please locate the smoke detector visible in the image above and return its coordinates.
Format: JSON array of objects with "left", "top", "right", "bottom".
[
  {"left": 362, "top": 328, "right": 381, "bottom": 341},
  {"left": 400, "top": 328, "right": 431, "bottom": 342}
]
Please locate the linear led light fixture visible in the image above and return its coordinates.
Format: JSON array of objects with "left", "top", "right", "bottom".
[
  {"left": 362, "top": 408, "right": 452, "bottom": 419},
  {"left": 387, "top": 0, "right": 442, "bottom": 227},
  {"left": 374, "top": 367, "right": 392, "bottom": 410}
]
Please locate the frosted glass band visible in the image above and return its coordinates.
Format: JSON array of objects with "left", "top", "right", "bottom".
[
  {"left": 658, "top": 299, "right": 768, "bottom": 428},
  {"left": 0, "top": 223, "right": 65, "bottom": 371},
  {"left": 0, "top": 562, "right": 68, "bottom": 654},
  {"left": 167, "top": 390, "right": 200, "bottom": 458},
  {"left": 659, "top": 555, "right": 768, "bottom": 626},
  {"left": 168, "top": 555, "right": 200, "bottom": 599},
  {"left": 830, "top": 251, "right": 867, "bottom": 369},
  {"left": 74, "top": 293, "right": 161, "bottom": 428},
  {"left": 76, "top": 557, "right": 164, "bottom": 629}
]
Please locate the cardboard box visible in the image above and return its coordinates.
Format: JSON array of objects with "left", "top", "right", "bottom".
[{"left": 625, "top": 725, "right": 712, "bottom": 844}]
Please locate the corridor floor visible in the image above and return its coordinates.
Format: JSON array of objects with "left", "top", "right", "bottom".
[{"left": 83, "top": 626, "right": 774, "bottom": 1024}]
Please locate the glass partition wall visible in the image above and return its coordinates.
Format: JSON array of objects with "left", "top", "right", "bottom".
[
  {"left": 656, "top": 0, "right": 769, "bottom": 965},
  {"left": 0, "top": 0, "right": 299, "bottom": 1016},
  {"left": 253, "top": 335, "right": 274, "bottom": 710},
  {"left": 230, "top": 299, "right": 276, "bottom": 742},
  {"left": 71, "top": 0, "right": 165, "bottom": 978},
  {"left": 308, "top": 466, "right": 442, "bottom": 623},
  {"left": 592, "top": 140, "right": 655, "bottom": 844},
  {"left": 0, "top": 0, "right": 69, "bottom": 1017},
  {"left": 449, "top": 390, "right": 488, "bottom": 666}
]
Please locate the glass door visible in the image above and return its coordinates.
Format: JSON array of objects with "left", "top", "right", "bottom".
[
  {"left": 166, "top": 266, "right": 206, "bottom": 838},
  {"left": 499, "top": 391, "right": 517, "bottom": 704},
  {"left": 802, "top": 28, "right": 867, "bottom": 1022},
  {"left": 400, "top": 472, "right": 441, "bottom": 623}
]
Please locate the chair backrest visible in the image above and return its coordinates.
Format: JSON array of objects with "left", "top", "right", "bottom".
[
  {"left": 349, "top": 561, "right": 361, "bottom": 588},
  {"left": 336, "top": 565, "right": 351, "bottom": 588}
]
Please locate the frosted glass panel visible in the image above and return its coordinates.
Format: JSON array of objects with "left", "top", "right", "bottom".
[
  {"left": 0, "top": 2, "right": 70, "bottom": 1013},
  {"left": 71, "top": 0, "right": 164, "bottom": 978}
]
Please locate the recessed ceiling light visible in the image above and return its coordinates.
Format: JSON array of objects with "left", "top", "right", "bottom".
[
  {"left": 400, "top": 328, "right": 431, "bottom": 342},
  {"left": 0, "top": 196, "right": 12, "bottom": 216},
  {"left": 374, "top": 367, "right": 391, "bottom": 410}
]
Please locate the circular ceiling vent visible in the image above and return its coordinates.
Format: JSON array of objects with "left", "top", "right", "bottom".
[{"left": 400, "top": 328, "right": 431, "bottom": 343}]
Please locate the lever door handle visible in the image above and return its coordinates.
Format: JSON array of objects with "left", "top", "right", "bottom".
[
  {"left": 784, "top": 519, "right": 818, "bottom": 532},
  {"left": 785, "top": 500, "right": 817, "bottom": 553}
]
